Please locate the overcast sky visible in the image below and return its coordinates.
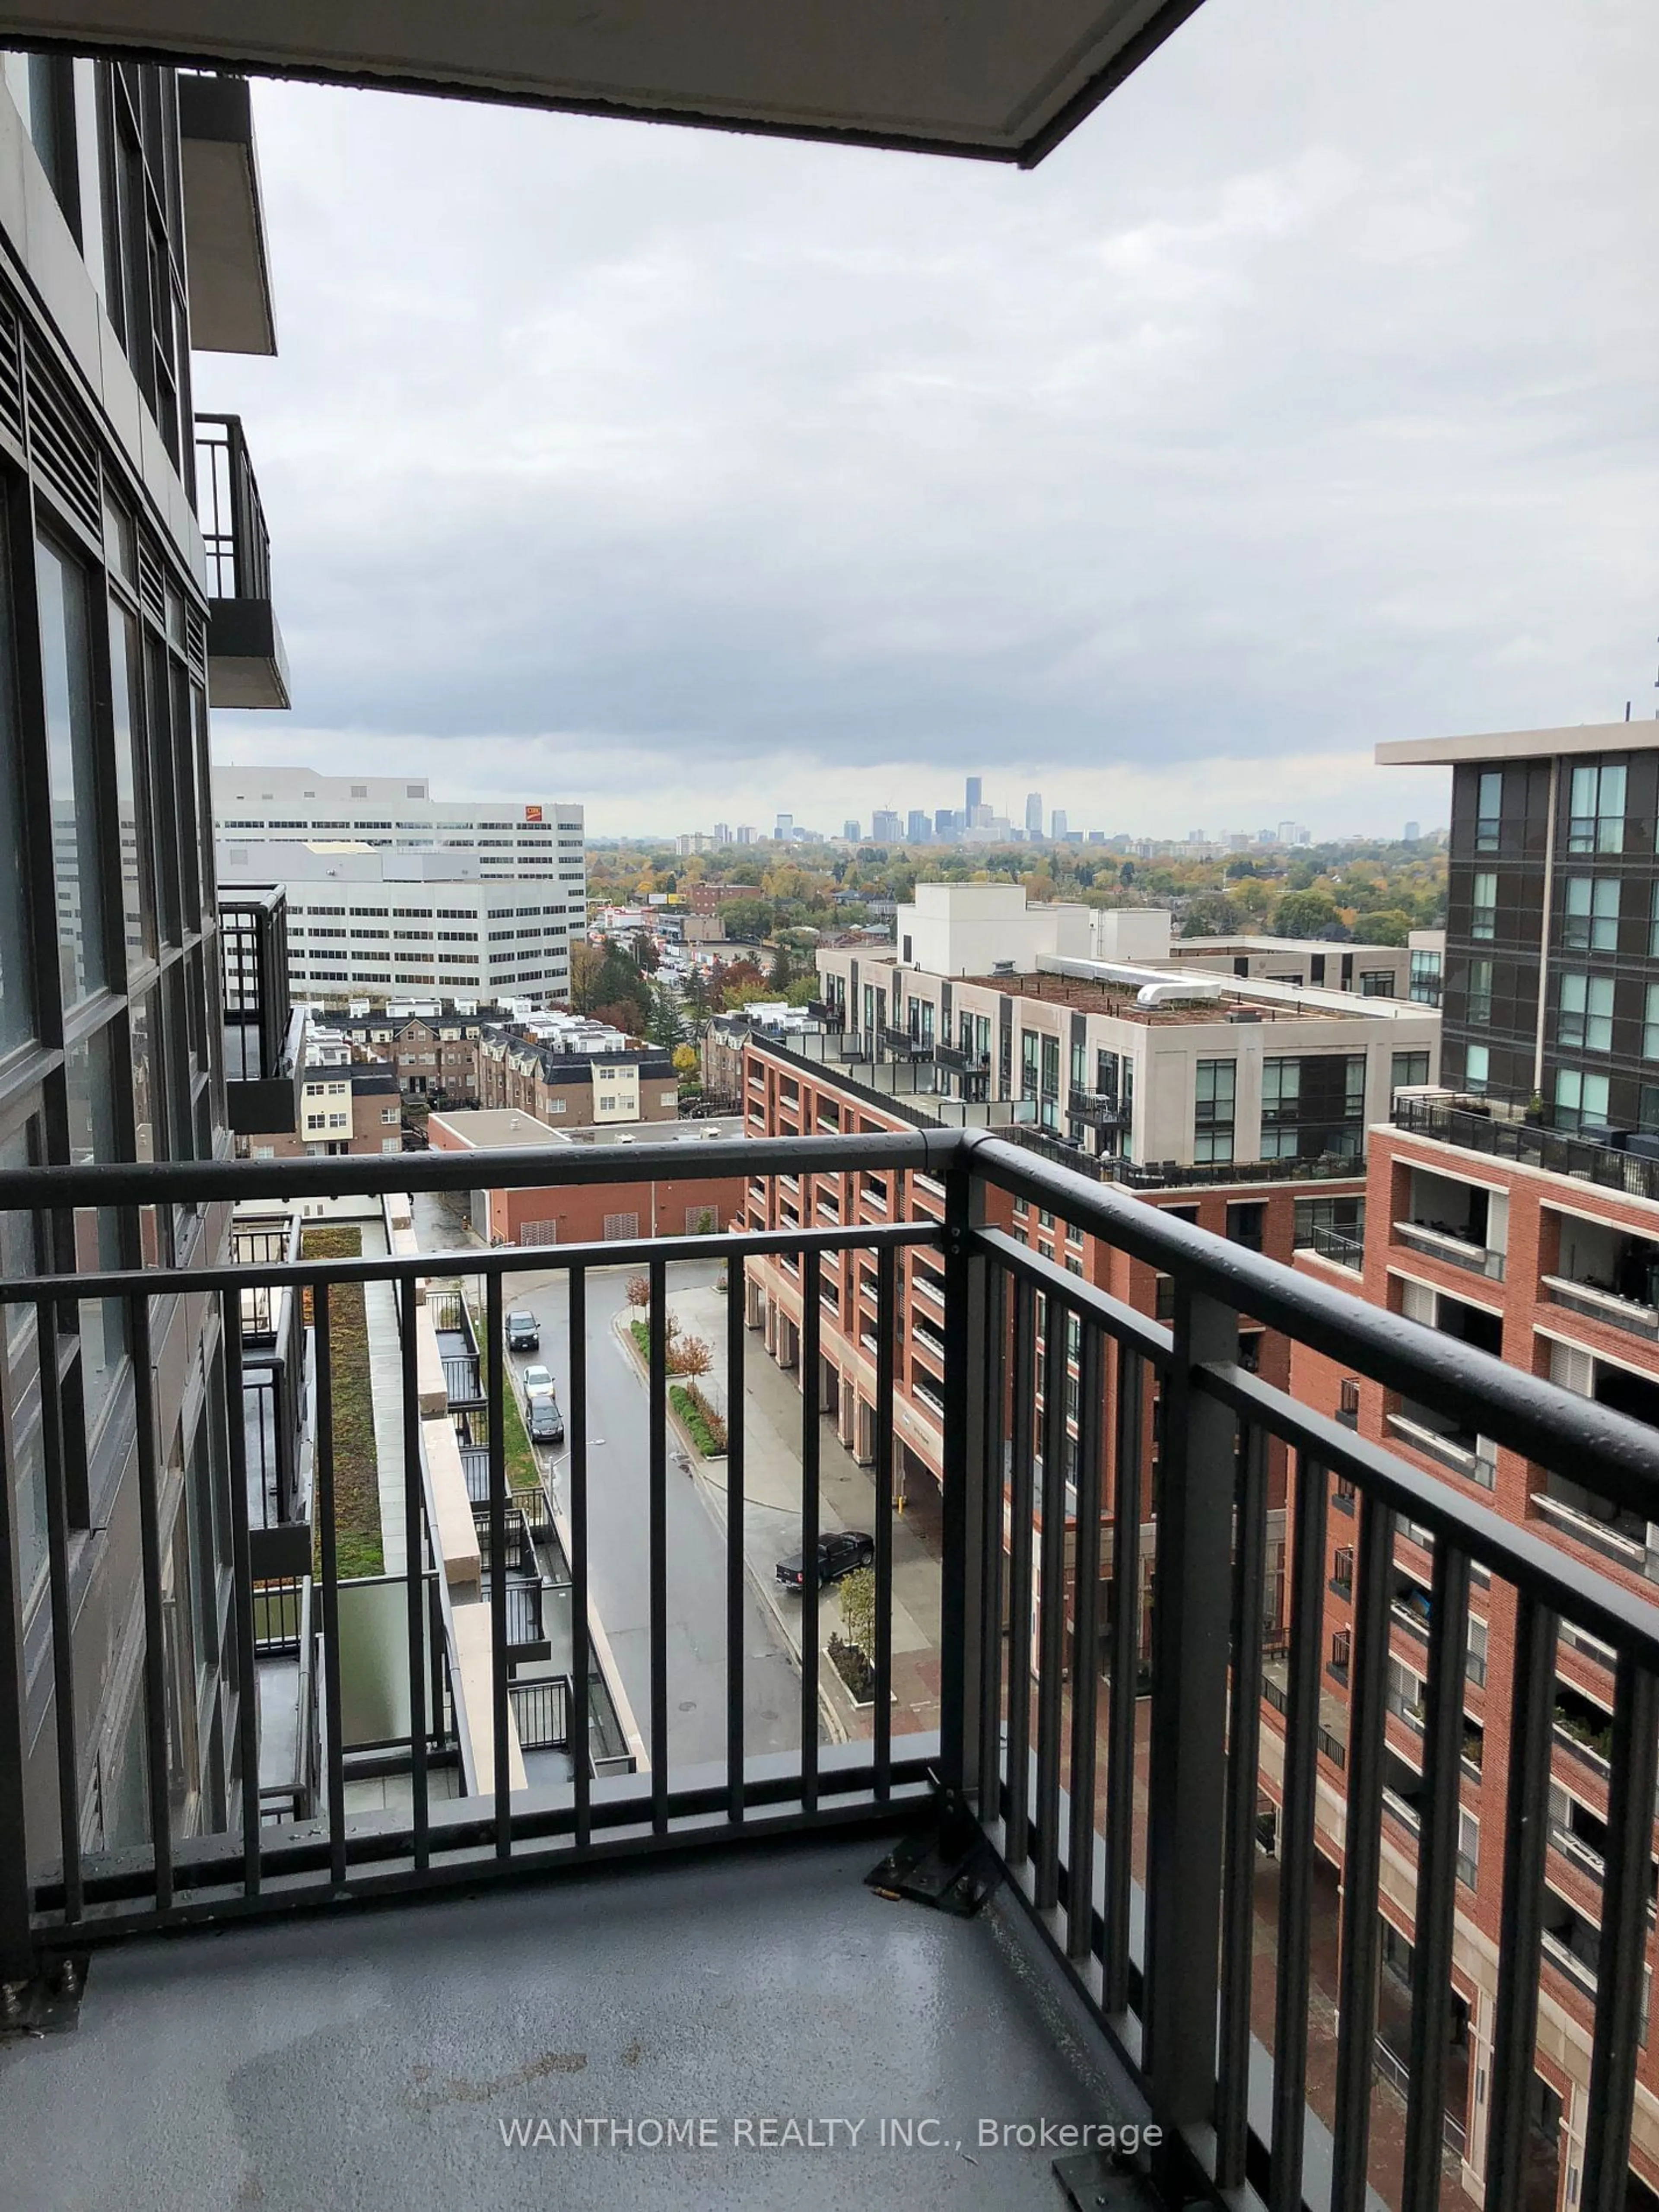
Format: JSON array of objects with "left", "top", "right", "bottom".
[{"left": 197, "top": 0, "right": 1659, "bottom": 843}]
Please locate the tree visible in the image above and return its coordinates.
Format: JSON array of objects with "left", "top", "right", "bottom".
[
  {"left": 1356, "top": 908, "right": 1412, "bottom": 947},
  {"left": 569, "top": 941, "right": 606, "bottom": 1012},
  {"left": 645, "top": 980, "right": 683, "bottom": 1049},
  {"left": 838, "top": 1566, "right": 877, "bottom": 1662},
  {"left": 633, "top": 935, "right": 661, "bottom": 973},
  {"left": 1180, "top": 894, "right": 1243, "bottom": 938},
  {"left": 667, "top": 1333, "right": 712, "bottom": 1378},
  {"left": 672, "top": 1042, "right": 699, "bottom": 1077},
  {"left": 1273, "top": 889, "right": 1341, "bottom": 939},
  {"left": 625, "top": 1277, "right": 650, "bottom": 1308},
  {"left": 767, "top": 944, "right": 793, "bottom": 992},
  {"left": 590, "top": 998, "right": 647, "bottom": 1037},
  {"left": 783, "top": 976, "right": 819, "bottom": 1008}
]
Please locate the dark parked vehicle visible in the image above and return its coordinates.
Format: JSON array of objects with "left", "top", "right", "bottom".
[
  {"left": 506, "top": 1310, "right": 540, "bottom": 1353},
  {"left": 527, "top": 1393, "right": 565, "bottom": 1447},
  {"left": 775, "top": 1530, "right": 874, "bottom": 1592}
]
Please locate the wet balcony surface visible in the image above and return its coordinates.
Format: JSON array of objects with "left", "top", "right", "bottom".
[{"left": 0, "top": 1836, "right": 1135, "bottom": 2212}]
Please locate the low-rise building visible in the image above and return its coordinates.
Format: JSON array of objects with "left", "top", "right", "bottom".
[
  {"left": 478, "top": 1031, "right": 679, "bottom": 1128},
  {"left": 426, "top": 1110, "right": 747, "bottom": 1245}
]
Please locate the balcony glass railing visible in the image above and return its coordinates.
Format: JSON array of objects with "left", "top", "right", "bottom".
[{"left": 5, "top": 1128, "right": 1659, "bottom": 2212}]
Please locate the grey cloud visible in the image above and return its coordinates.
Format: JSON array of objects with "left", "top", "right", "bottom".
[{"left": 197, "top": 0, "right": 1659, "bottom": 829}]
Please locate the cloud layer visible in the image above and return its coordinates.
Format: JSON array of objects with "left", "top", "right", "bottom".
[{"left": 197, "top": 0, "right": 1659, "bottom": 837}]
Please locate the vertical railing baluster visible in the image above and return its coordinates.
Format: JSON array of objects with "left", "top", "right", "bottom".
[
  {"left": 219, "top": 1287, "right": 261, "bottom": 1897},
  {"left": 1004, "top": 1277, "right": 1036, "bottom": 1869},
  {"left": 939, "top": 1145, "right": 989, "bottom": 1805},
  {"left": 400, "top": 1277, "right": 429, "bottom": 1872},
  {"left": 1580, "top": 1653, "right": 1659, "bottom": 2212},
  {"left": 1103, "top": 1338, "right": 1142, "bottom": 2018},
  {"left": 570, "top": 1265, "right": 591, "bottom": 1849},
  {"left": 1483, "top": 1591, "right": 1556, "bottom": 2212},
  {"left": 1033, "top": 1289, "right": 1068, "bottom": 1913},
  {"left": 1216, "top": 1419, "right": 1268, "bottom": 2190},
  {"left": 1330, "top": 1487, "right": 1396, "bottom": 2212},
  {"left": 648, "top": 1255, "right": 668, "bottom": 1833},
  {"left": 0, "top": 1292, "right": 33, "bottom": 1981},
  {"left": 313, "top": 1282, "right": 346, "bottom": 1888},
  {"left": 976, "top": 1259, "right": 1007, "bottom": 1828},
  {"left": 1401, "top": 1537, "right": 1471, "bottom": 2212},
  {"left": 799, "top": 1246, "right": 821, "bottom": 1815},
  {"left": 1066, "top": 1316, "right": 1104, "bottom": 1965},
  {"left": 1143, "top": 1284, "right": 1236, "bottom": 2156},
  {"left": 127, "top": 1289, "right": 174, "bottom": 1918},
  {"left": 1268, "top": 1450, "right": 1329, "bottom": 2212},
  {"left": 874, "top": 1240, "right": 896, "bottom": 1802},
  {"left": 486, "top": 1268, "right": 509, "bottom": 1859},
  {"left": 35, "top": 1303, "right": 80, "bottom": 1927},
  {"left": 723, "top": 1256, "right": 746, "bottom": 1824}
]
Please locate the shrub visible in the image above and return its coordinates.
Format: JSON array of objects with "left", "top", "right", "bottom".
[
  {"left": 838, "top": 1564, "right": 877, "bottom": 1662},
  {"left": 827, "top": 1632, "right": 876, "bottom": 1703},
  {"left": 625, "top": 1276, "right": 651, "bottom": 1308},
  {"left": 670, "top": 1381, "right": 728, "bottom": 1456},
  {"left": 666, "top": 1332, "right": 712, "bottom": 1378}
]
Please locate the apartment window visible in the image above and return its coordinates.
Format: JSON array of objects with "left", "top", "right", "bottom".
[
  {"left": 1194, "top": 1058, "right": 1236, "bottom": 1164},
  {"left": 1470, "top": 871, "right": 1498, "bottom": 941},
  {"left": 1227, "top": 1201, "right": 1264, "bottom": 1251},
  {"left": 1466, "top": 957, "right": 1493, "bottom": 1027},
  {"left": 38, "top": 535, "right": 108, "bottom": 1004},
  {"left": 1554, "top": 1067, "right": 1611, "bottom": 1130},
  {"left": 1464, "top": 1042, "right": 1490, "bottom": 1094},
  {"left": 1474, "top": 770, "right": 1502, "bottom": 853},
  {"left": 1645, "top": 985, "right": 1659, "bottom": 1062},
  {"left": 1559, "top": 972, "right": 1614, "bottom": 1052},
  {"left": 1568, "top": 761, "right": 1626, "bottom": 854},
  {"left": 0, "top": 524, "right": 32, "bottom": 1052},
  {"left": 66, "top": 1027, "right": 130, "bottom": 1434},
  {"left": 1565, "top": 876, "right": 1619, "bottom": 953},
  {"left": 1294, "top": 1194, "right": 1364, "bottom": 1249},
  {"left": 1408, "top": 948, "right": 1443, "bottom": 1007},
  {"left": 1020, "top": 1030, "right": 1039, "bottom": 1103},
  {"left": 1040, "top": 1035, "right": 1061, "bottom": 1129},
  {"left": 1391, "top": 1051, "right": 1430, "bottom": 1092}
]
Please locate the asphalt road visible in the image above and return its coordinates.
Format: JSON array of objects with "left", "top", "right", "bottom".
[{"left": 411, "top": 1192, "right": 807, "bottom": 1768}]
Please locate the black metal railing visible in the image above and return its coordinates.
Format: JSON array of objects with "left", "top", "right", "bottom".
[
  {"left": 1395, "top": 1095, "right": 1659, "bottom": 1203},
  {"left": 195, "top": 413, "right": 273, "bottom": 602},
  {"left": 1307, "top": 1223, "right": 1366, "bottom": 1271},
  {"left": 4, "top": 1129, "right": 1659, "bottom": 2212},
  {"left": 1067, "top": 1086, "right": 1130, "bottom": 1129},
  {"left": 509, "top": 1675, "right": 571, "bottom": 1751}
]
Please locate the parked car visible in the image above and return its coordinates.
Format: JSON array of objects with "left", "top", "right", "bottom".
[
  {"left": 506, "top": 1310, "right": 540, "bottom": 1353},
  {"left": 775, "top": 1530, "right": 875, "bottom": 1592},
  {"left": 527, "top": 1393, "right": 565, "bottom": 1447},
  {"left": 521, "top": 1363, "right": 554, "bottom": 1397}
]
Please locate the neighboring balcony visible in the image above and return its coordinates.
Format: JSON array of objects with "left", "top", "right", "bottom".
[
  {"left": 221, "top": 886, "right": 306, "bottom": 1138},
  {"left": 1395, "top": 1093, "right": 1659, "bottom": 1205},
  {"left": 4, "top": 1129, "right": 1659, "bottom": 2212},
  {"left": 195, "top": 413, "right": 291, "bottom": 709},
  {"left": 1066, "top": 1085, "right": 1130, "bottom": 1129}
]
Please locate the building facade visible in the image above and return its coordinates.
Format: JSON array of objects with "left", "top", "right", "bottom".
[
  {"left": 426, "top": 1109, "right": 745, "bottom": 1245},
  {"left": 215, "top": 836, "right": 577, "bottom": 1008},
  {"left": 1264, "top": 723, "right": 1659, "bottom": 2212},
  {"left": 0, "top": 56, "right": 283, "bottom": 1872},
  {"left": 245, "top": 1062, "right": 403, "bottom": 1159},
  {"left": 213, "top": 764, "right": 584, "bottom": 886},
  {"left": 477, "top": 1032, "right": 678, "bottom": 1129}
]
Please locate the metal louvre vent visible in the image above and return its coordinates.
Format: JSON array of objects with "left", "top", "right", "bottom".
[
  {"left": 137, "top": 535, "right": 166, "bottom": 626},
  {"left": 0, "top": 296, "right": 23, "bottom": 458},
  {"left": 185, "top": 605, "right": 207, "bottom": 676},
  {"left": 23, "top": 347, "right": 99, "bottom": 540}
]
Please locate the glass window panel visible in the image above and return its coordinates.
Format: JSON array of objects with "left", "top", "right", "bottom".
[
  {"left": 0, "top": 518, "right": 31, "bottom": 1056},
  {"left": 1465, "top": 1043, "right": 1489, "bottom": 1093},
  {"left": 64, "top": 1024, "right": 129, "bottom": 1427},
  {"left": 1645, "top": 984, "right": 1659, "bottom": 1062},
  {"left": 108, "top": 600, "right": 153, "bottom": 967},
  {"left": 37, "top": 535, "right": 105, "bottom": 1004}
]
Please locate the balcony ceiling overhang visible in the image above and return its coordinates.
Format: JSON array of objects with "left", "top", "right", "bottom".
[
  {"left": 3, "top": 0, "right": 1208, "bottom": 165},
  {"left": 178, "top": 73, "right": 276, "bottom": 354}
]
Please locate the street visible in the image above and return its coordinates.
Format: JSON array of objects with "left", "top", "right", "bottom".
[{"left": 412, "top": 1192, "right": 808, "bottom": 1767}]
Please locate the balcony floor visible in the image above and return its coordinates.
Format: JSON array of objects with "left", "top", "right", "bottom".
[{"left": 1, "top": 1834, "right": 1135, "bottom": 2212}]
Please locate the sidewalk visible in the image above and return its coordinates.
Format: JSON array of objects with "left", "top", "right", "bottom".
[{"left": 663, "top": 1281, "right": 944, "bottom": 1743}]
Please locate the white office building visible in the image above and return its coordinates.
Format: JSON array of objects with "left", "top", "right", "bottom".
[
  {"left": 211, "top": 765, "right": 585, "bottom": 887},
  {"left": 216, "top": 837, "right": 578, "bottom": 1008}
]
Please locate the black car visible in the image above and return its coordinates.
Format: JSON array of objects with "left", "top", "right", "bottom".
[
  {"left": 505, "top": 1309, "right": 540, "bottom": 1353},
  {"left": 775, "top": 1530, "right": 874, "bottom": 1592},
  {"left": 527, "top": 1393, "right": 564, "bottom": 1447}
]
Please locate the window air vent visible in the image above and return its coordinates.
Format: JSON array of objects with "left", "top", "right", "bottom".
[
  {"left": 0, "top": 297, "right": 23, "bottom": 455},
  {"left": 24, "top": 346, "right": 99, "bottom": 539}
]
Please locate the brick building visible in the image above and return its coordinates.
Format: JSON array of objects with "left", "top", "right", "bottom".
[
  {"left": 426, "top": 1109, "right": 746, "bottom": 1245},
  {"left": 245, "top": 1062, "right": 404, "bottom": 1158},
  {"left": 1272, "top": 720, "right": 1659, "bottom": 2212},
  {"left": 478, "top": 1033, "right": 679, "bottom": 1128}
]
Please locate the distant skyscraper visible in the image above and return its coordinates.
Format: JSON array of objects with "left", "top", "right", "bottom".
[
  {"left": 871, "top": 808, "right": 903, "bottom": 842},
  {"left": 1050, "top": 807, "right": 1067, "bottom": 842},
  {"left": 736, "top": 825, "right": 756, "bottom": 845},
  {"left": 1277, "top": 820, "right": 1297, "bottom": 845},
  {"left": 1025, "top": 792, "right": 1044, "bottom": 839},
  {"left": 1403, "top": 820, "right": 1421, "bottom": 842},
  {"left": 712, "top": 821, "right": 731, "bottom": 844},
  {"left": 843, "top": 819, "right": 861, "bottom": 842},
  {"left": 775, "top": 813, "right": 794, "bottom": 840},
  {"left": 965, "top": 776, "right": 982, "bottom": 816},
  {"left": 906, "top": 809, "right": 931, "bottom": 843},
  {"left": 934, "top": 807, "right": 956, "bottom": 838}
]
